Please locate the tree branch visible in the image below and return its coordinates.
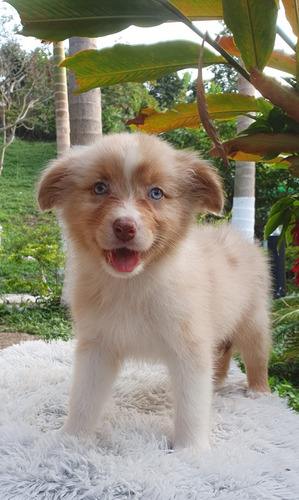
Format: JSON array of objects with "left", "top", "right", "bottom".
[
  {"left": 156, "top": 0, "right": 251, "bottom": 83},
  {"left": 0, "top": 98, "right": 40, "bottom": 133},
  {"left": 18, "top": 122, "right": 34, "bottom": 131},
  {"left": 276, "top": 26, "right": 296, "bottom": 52}
]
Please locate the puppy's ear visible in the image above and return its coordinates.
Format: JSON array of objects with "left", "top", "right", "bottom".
[
  {"left": 177, "top": 151, "right": 224, "bottom": 214},
  {"left": 37, "top": 155, "right": 73, "bottom": 211}
]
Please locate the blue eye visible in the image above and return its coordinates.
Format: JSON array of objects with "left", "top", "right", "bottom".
[
  {"left": 94, "top": 182, "right": 108, "bottom": 195},
  {"left": 149, "top": 188, "right": 163, "bottom": 200}
]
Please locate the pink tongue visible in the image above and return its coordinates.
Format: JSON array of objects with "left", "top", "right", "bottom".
[{"left": 111, "top": 248, "right": 140, "bottom": 273}]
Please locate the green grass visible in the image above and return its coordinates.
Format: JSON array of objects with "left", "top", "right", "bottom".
[
  {"left": 0, "top": 138, "right": 71, "bottom": 340},
  {"left": 0, "top": 298, "right": 72, "bottom": 340},
  {"left": 0, "top": 140, "right": 56, "bottom": 223},
  {"left": 0, "top": 139, "right": 63, "bottom": 297}
]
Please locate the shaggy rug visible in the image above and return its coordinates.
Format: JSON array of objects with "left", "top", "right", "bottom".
[{"left": 0, "top": 340, "right": 298, "bottom": 500}]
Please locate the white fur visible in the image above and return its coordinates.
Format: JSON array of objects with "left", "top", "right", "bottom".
[
  {"left": 37, "top": 133, "right": 271, "bottom": 451},
  {"left": 123, "top": 136, "right": 142, "bottom": 177}
]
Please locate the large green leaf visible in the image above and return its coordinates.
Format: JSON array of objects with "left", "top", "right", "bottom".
[
  {"left": 6, "top": 0, "right": 223, "bottom": 41},
  {"left": 6, "top": 0, "right": 179, "bottom": 41},
  {"left": 171, "top": 1, "right": 223, "bottom": 19},
  {"left": 269, "top": 50, "right": 297, "bottom": 76},
  {"left": 250, "top": 67, "right": 299, "bottom": 123},
  {"left": 127, "top": 94, "right": 260, "bottom": 133},
  {"left": 222, "top": 0, "right": 278, "bottom": 71},
  {"left": 282, "top": 0, "right": 299, "bottom": 36},
  {"left": 60, "top": 41, "right": 225, "bottom": 92},
  {"left": 218, "top": 36, "right": 296, "bottom": 76},
  {"left": 212, "top": 151, "right": 292, "bottom": 167},
  {"left": 208, "top": 133, "right": 299, "bottom": 157},
  {"left": 264, "top": 196, "right": 299, "bottom": 246}
]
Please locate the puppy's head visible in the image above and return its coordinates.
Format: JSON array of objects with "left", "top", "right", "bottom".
[{"left": 37, "top": 133, "right": 223, "bottom": 277}]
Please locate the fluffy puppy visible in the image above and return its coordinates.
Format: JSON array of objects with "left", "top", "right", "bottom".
[{"left": 37, "top": 133, "right": 271, "bottom": 451}]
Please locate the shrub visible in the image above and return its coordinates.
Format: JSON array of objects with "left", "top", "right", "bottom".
[{"left": 269, "top": 295, "right": 299, "bottom": 411}]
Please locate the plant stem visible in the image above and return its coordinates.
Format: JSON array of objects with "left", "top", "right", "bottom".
[
  {"left": 156, "top": 0, "right": 251, "bottom": 83},
  {"left": 276, "top": 26, "right": 296, "bottom": 52}
]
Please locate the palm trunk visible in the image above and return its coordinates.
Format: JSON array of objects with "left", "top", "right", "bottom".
[
  {"left": 62, "top": 38, "right": 102, "bottom": 305},
  {"left": 68, "top": 37, "right": 102, "bottom": 145},
  {"left": 53, "top": 42, "right": 70, "bottom": 156},
  {"left": 53, "top": 42, "right": 71, "bottom": 303}
]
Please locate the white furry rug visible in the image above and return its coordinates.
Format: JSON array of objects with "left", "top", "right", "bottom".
[{"left": 0, "top": 340, "right": 298, "bottom": 500}]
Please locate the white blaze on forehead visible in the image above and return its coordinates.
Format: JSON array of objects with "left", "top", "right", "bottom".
[
  {"left": 123, "top": 136, "right": 142, "bottom": 177},
  {"left": 112, "top": 200, "right": 142, "bottom": 225}
]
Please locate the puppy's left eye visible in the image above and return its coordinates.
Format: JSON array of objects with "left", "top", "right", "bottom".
[
  {"left": 149, "top": 188, "right": 163, "bottom": 200},
  {"left": 94, "top": 182, "right": 108, "bottom": 195}
]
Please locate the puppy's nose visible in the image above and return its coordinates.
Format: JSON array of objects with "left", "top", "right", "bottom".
[{"left": 113, "top": 218, "right": 137, "bottom": 242}]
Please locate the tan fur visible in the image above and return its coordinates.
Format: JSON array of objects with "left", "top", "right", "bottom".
[{"left": 37, "top": 133, "right": 271, "bottom": 451}]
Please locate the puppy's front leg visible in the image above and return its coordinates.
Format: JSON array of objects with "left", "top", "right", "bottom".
[
  {"left": 62, "top": 338, "right": 118, "bottom": 436},
  {"left": 169, "top": 353, "right": 213, "bottom": 452}
]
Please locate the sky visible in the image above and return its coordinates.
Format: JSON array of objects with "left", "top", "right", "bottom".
[{"left": 0, "top": 1, "right": 296, "bottom": 83}]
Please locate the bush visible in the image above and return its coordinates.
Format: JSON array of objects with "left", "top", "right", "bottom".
[
  {"left": 0, "top": 297, "right": 72, "bottom": 341},
  {"left": 269, "top": 295, "right": 299, "bottom": 410}
]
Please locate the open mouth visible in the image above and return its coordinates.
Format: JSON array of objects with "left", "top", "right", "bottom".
[{"left": 104, "top": 248, "right": 140, "bottom": 273}]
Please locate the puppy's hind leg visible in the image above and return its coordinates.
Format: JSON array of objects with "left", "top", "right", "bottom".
[
  {"left": 238, "top": 308, "right": 271, "bottom": 395},
  {"left": 62, "top": 338, "right": 119, "bottom": 436},
  {"left": 214, "top": 341, "right": 233, "bottom": 388}
]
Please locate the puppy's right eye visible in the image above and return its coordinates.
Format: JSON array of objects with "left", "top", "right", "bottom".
[
  {"left": 94, "top": 182, "right": 108, "bottom": 195},
  {"left": 149, "top": 187, "right": 164, "bottom": 200}
]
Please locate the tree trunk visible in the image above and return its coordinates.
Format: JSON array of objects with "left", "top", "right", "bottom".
[
  {"left": 53, "top": 42, "right": 71, "bottom": 303},
  {"left": 68, "top": 37, "right": 102, "bottom": 145},
  {"left": 231, "top": 74, "right": 256, "bottom": 241},
  {"left": 62, "top": 38, "right": 102, "bottom": 305},
  {"left": 53, "top": 42, "right": 70, "bottom": 156},
  {"left": 0, "top": 90, "right": 8, "bottom": 175}
]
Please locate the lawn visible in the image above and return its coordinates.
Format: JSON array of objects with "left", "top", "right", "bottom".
[
  {"left": 0, "top": 139, "right": 72, "bottom": 339},
  {"left": 0, "top": 140, "right": 56, "bottom": 224},
  {"left": 0, "top": 140, "right": 62, "bottom": 295},
  {"left": 0, "top": 138, "right": 298, "bottom": 410}
]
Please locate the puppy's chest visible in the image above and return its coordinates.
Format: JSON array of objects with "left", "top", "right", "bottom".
[
  {"left": 100, "top": 286, "right": 166, "bottom": 331},
  {"left": 97, "top": 282, "right": 183, "bottom": 355}
]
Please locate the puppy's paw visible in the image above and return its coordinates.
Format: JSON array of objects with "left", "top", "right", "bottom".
[
  {"left": 173, "top": 436, "right": 211, "bottom": 455},
  {"left": 60, "top": 420, "right": 93, "bottom": 437},
  {"left": 246, "top": 387, "right": 271, "bottom": 399},
  {"left": 59, "top": 423, "right": 73, "bottom": 435}
]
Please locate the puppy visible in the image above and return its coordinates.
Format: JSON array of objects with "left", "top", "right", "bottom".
[{"left": 37, "top": 133, "right": 271, "bottom": 451}]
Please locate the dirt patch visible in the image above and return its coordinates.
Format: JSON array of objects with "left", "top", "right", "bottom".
[{"left": 0, "top": 331, "right": 40, "bottom": 350}]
